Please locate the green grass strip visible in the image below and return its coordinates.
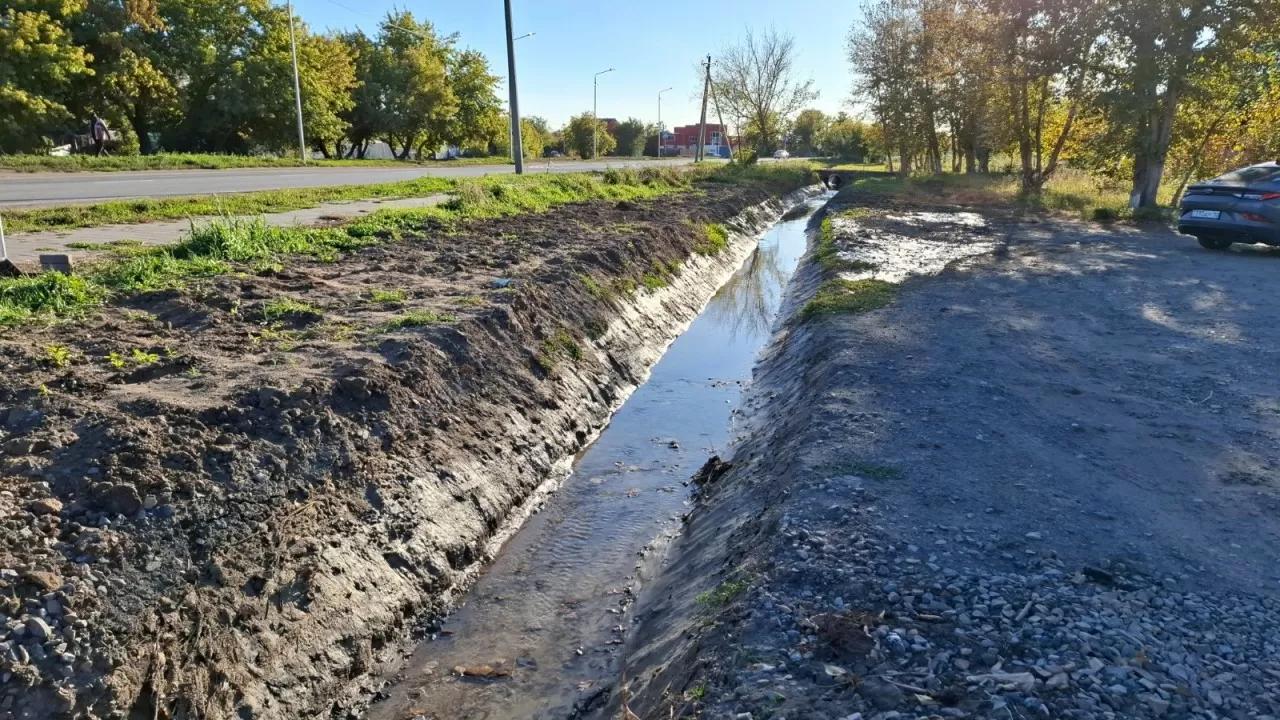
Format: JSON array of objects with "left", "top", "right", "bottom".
[
  {"left": 0, "top": 153, "right": 513, "bottom": 173},
  {"left": 4, "top": 176, "right": 457, "bottom": 233},
  {"left": 0, "top": 164, "right": 817, "bottom": 327},
  {"left": 802, "top": 279, "right": 897, "bottom": 318}
]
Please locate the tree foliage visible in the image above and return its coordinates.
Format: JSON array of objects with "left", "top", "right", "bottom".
[
  {"left": 0, "top": 0, "right": 93, "bottom": 153},
  {"left": 790, "top": 109, "right": 828, "bottom": 156},
  {"left": 566, "top": 112, "right": 615, "bottom": 158},
  {"left": 2, "top": 1, "right": 501, "bottom": 159},
  {"left": 847, "top": 0, "right": 1280, "bottom": 205},
  {"left": 611, "top": 118, "right": 649, "bottom": 156}
]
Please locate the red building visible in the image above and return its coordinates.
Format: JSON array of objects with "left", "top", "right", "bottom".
[{"left": 661, "top": 123, "right": 734, "bottom": 157}]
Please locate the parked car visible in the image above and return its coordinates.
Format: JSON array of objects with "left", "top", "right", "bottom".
[
  {"left": 1178, "top": 162, "right": 1280, "bottom": 250},
  {"left": 773, "top": 149, "right": 791, "bottom": 159}
]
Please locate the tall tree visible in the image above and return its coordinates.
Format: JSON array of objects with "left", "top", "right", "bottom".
[
  {"left": 565, "top": 112, "right": 615, "bottom": 158},
  {"left": 611, "top": 117, "right": 648, "bottom": 156},
  {"left": 372, "top": 11, "right": 454, "bottom": 159},
  {"left": 1105, "top": 0, "right": 1261, "bottom": 207},
  {"left": 791, "top": 109, "right": 828, "bottom": 156},
  {"left": 712, "top": 27, "right": 818, "bottom": 155},
  {"left": 445, "top": 48, "right": 501, "bottom": 150}
]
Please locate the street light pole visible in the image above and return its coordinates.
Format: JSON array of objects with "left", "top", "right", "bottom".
[
  {"left": 504, "top": 2, "right": 526, "bottom": 174},
  {"left": 593, "top": 67, "right": 614, "bottom": 159},
  {"left": 285, "top": 0, "right": 306, "bottom": 163},
  {"left": 657, "top": 87, "right": 672, "bottom": 159}
]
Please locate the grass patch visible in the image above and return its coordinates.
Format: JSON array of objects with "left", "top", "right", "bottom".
[
  {"left": 696, "top": 223, "right": 730, "bottom": 255},
  {"left": 815, "top": 217, "right": 878, "bottom": 274},
  {"left": 581, "top": 274, "right": 612, "bottom": 301},
  {"left": 0, "top": 165, "right": 814, "bottom": 327},
  {"left": 452, "top": 295, "right": 486, "bottom": 307},
  {"left": 262, "top": 298, "right": 320, "bottom": 322},
  {"left": 537, "top": 328, "right": 583, "bottom": 371},
  {"left": 44, "top": 345, "right": 71, "bottom": 367},
  {"left": 641, "top": 273, "right": 667, "bottom": 290},
  {"left": 802, "top": 279, "right": 897, "bottom": 318},
  {"left": 4, "top": 176, "right": 456, "bottom": 233},
  {"left": 0, "top": 153, "right": 515, "bottom": 173},
  {"left": 0, "top": 272, "right": 105, "bottom": 326},
  {"left": 380, "top": 310, "right": 455, "bottom": 330},
  {"left": 695, "top": 579, "right": 751, "bottom": 608},
  {"left": 843, "top": 168, "right": 1182, "bottom": 222},
  {"left": 368, "top": 288, "right": 409, "bottom": 303}
]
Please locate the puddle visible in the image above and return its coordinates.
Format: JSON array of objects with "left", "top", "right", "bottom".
[
  {"left": 831, "top": 212, "right": 997, "bottom": 283},
  {"left": 364, "top": 193, "right": 831, "bottom": 720}
]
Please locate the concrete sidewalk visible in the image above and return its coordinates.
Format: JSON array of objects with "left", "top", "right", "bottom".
[{"left": 2, "top": 194, "right": 448, "bottom": 264}]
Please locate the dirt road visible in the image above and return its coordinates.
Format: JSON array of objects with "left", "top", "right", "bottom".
[{"left": 619, "top": 190, "right": 1280, "bottom": 719}]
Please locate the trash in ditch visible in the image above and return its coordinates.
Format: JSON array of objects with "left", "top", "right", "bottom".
[{"left": 489, "top": 278, "right": 512, "bottom": 288}]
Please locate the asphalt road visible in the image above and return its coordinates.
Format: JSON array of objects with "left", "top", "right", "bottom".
[{"left": 0, "top": 158, "right": 697, "bottom": 208}]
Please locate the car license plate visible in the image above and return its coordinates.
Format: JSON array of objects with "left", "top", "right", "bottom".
[{"left": 1190, "top": 209, "right": 1221, "bottom": 219}]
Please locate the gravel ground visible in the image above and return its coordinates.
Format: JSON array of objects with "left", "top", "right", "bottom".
[{"left": 618, "top": 192, "right": 1280, "bottom": 720}]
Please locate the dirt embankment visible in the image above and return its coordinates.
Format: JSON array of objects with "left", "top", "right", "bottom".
[
  {"left": 617, "top": 189, "right": 1280, "bottom": 720},
  {"left": 0, "top": 179, "right": 816, "bottom": 719}
]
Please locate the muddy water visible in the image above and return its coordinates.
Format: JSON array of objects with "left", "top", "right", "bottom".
[{"left": 365, "top": 194, "right": 831, "bottom": 720}]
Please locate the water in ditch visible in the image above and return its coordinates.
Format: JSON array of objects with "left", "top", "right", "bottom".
[{"left": 365, "top": 193, "right": 831, "bottom": 720}]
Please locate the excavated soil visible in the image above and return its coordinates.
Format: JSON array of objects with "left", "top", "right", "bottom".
[{"left": 0, "top": 180, "right": 812, "bottom": 720}]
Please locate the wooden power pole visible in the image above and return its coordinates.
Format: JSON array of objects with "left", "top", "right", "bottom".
[{"left": 696, "top": 55, "right": 711, "bottom": 162}]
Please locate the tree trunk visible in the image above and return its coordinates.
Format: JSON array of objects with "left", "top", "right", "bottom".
[
  {"left": 131, "top": 107, "right": 154, "bottom": 155},
  {"left": 898, "top": 143, "right": 912, "bottom": 177},
  {"left": 978, "top": 148, "right": 990, "bottom": 173},
  {"left": 1130, "top": 89, "right": 1180, "bottom": 208}
]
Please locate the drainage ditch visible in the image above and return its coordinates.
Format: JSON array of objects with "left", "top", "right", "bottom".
[{"left": 364, "top": 192, "right": 834, "bottom": 720}]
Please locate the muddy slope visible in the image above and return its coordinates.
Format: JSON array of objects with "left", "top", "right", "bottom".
[
  {"left": 0, "top": 180, "right": 818, "bottom": 719},
  {"left": 615, "top": 190, "right": 1280, "bottom": 719}
]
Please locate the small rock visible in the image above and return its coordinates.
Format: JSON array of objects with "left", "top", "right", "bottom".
[
  {"left": 25, "top": 617, "right": 53, "bottom": 642},
  {"left": 29, "top": 498, "right": 63, "bottom": 516}
]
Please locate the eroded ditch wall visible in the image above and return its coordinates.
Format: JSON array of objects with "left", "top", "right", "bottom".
[{"left": 0, "top": 183, "right": 820, "bottom": 719}]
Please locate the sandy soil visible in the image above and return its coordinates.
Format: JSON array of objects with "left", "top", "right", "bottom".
[
  {"left": 0, "top": 181, "right": 809, "bottom": 719},
  {"left": 617, "top": 188, "right": 1280, "bottom": 719}
]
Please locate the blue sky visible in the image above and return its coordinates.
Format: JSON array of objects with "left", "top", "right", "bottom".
[{"left": 293, "top": 0, "right": 862, "bottom": 131}]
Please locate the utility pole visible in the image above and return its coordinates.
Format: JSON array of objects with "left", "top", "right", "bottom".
[
  {"left": 504, "top": 3, "right": 526, "bottom": 174},
  {"left": 593, "top": 67, "right": 614, "bottom": 159},
  {"left": 658, "top": 87, "right": 672, "bottom": 158},
  {"left": 696, "top": 55, "right": 711, "bottom": 162},
  {"left": 285, "top": 0, "right": 306, "bottom": 163},
  {"left": 709, "top": 75, "right": 730, "bottom": 163}
]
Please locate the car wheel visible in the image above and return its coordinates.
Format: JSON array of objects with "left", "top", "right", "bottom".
[{"left": 1197, "top": 236, "right": 1233, "bottom": 251}]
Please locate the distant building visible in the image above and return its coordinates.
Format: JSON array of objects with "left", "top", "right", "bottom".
[
  {"left": 600, "top": 118, "right": 619, "bottom": 135},
  {"left": 661, "top": 123, "right": 735, "bottom": 158}
]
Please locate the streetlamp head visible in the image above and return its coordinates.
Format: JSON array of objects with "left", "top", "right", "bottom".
[
  {"left": 595, "top": 68, "right": 615, "bottom": 77},
  {"left": 660, "top": 86, "right": 673, "bottom": 94}
]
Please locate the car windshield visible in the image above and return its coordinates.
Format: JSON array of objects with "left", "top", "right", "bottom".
[{"left": 1211, "top": 165, "right": 1280, "bottom": 185}]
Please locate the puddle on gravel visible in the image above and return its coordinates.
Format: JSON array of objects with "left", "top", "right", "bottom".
[
  {"left": 365, "top": 193, "right": 831, "bottom": 720},
  {"left": 830, "top": 211, "right": 997, "bottom": 283}
]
